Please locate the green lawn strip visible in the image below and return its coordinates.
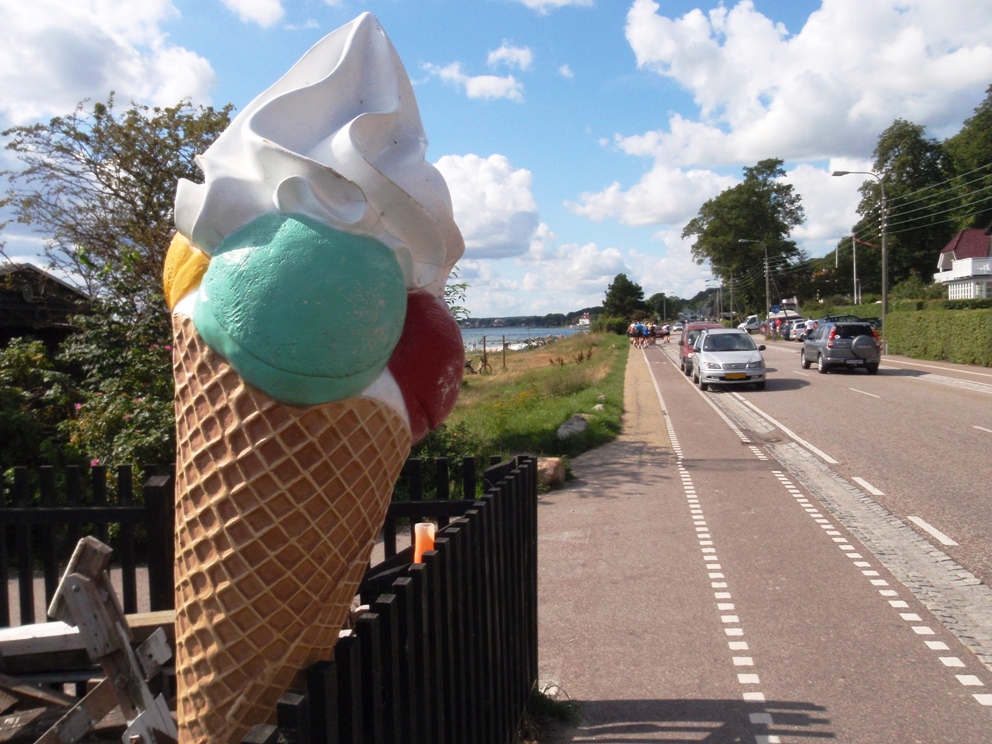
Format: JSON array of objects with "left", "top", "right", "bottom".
[{"left": 413, "top": 333, "right": 629, "bottom": 469}]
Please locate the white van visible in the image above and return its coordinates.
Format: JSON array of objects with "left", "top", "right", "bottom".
[{"left": 738, "top": 315, "right": 762, "bottom": 333}]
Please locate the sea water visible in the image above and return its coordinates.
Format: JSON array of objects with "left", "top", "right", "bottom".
[{"left": 460, "top": 326, "right": 585, "bottom": 350}]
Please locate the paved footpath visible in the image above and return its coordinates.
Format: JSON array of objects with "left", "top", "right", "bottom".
[{"left": 539, "top": 344, "right": 992, "bottom": 743}]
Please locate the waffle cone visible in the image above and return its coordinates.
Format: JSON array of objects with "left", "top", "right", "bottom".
[{"left": 171, "top": 315, "right": 411, "bottom": 743}]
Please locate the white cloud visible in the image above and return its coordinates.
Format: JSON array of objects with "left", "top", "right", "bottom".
[
  {"left": 0, "top": 0, "right": 215, "bottom": 124},
  {"left": 625, "top": 229, "right": 713, "bottom": 299},
  {"left": 558, "top": 64, "right": 574, "bottom": 78},
  {"left": 566, "top": 165, "right": 737, "bottom": 226},
  {"left": 435, "top": 153, "right": 540, "bottom": 259},
  {"left": 488, "top": 42, "right": 533, "bottom": 71},
  {"left": 220, "top": 0, "right": 284, "bottom": 27},
  {"left": 623, "top": 0, "right": 992, "bottom": 164},
  {"left": 572, "top": 0, "right": 992, "bottom": 257},
  {"left": 424, "top": 62, "right": 524, "bottom": 102},
  {"left": 512, "top": 0, "right": 594, "bottom": 15}
]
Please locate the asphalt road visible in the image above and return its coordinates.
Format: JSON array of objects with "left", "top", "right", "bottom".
[
  {"left": 721, "top": 338, "right": 992, "bottom": 590},
  {"left": 539, "top": 342, "right": 992, "bottom": 742}
]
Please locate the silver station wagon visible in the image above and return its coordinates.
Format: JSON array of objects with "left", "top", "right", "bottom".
[{"left": 691, "top": 328, "right": 767, "bottom": 391}]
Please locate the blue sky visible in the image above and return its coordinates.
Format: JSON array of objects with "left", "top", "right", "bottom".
[{"left": 1, "top": 0, "right": 990, "bottom": 316}]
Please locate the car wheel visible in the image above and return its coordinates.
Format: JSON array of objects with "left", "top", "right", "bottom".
[
  {"left": 866, "top": 364, "right": 879, "bottom": 375},
  {"left": 679, "top": 359, "right": 684, "bottom": 372},
  {"left": 817, "top": 354, "right": 829, "bottom": 374},
  {"left": 754, "top": 381, "right": 766, "bottom": 390},
  {"left": 800, "top": 349, "right": 810, "bottom": 369},
  {"left": 684, "top": 364, "right": 691, "bottom": 377},
  {"left": 698, "top": 375, "right": 707, "bottom": 391}
]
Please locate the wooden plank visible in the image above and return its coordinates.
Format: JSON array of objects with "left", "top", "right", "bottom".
[
  {"left": 91, "top": 465, "right": 108, "bottom": 545},
  {"left": 38, "top": 467, "right": 59, "bottom": 613},
  {"left": 117, "top": 465, "right": 138, "bottom": 615},
  {"left": 0, "top": 692, "right": 15, "bottom": 717},
  {"left": 0, "top": 707, "right": 63, "bottom": 744},
  {"left": 13, "top": 467, "right": 34, "bottom": 626},
  {"left": 0, "top": 673, "right": 73, "bottom": 708},
  {"left": 34, "top": 678, "right": 117, "bottom": 744}
]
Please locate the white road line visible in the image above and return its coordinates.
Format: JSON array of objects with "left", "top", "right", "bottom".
[
  {"left": 882, "top": 357, "right": 992, "bottom": 379},
  {"left": 907, "top": 516, "right": 959, "bottom": 546},
  {"left": 852, "top": 477, "right": 885, "bottom": 496},
  {"left": 905, "top": 373, "right": 992, "bottom": 395},
  {"left": 730, "top": 393, "right": 840, "bottom": 464},
  {"left": 849, "top": 388, "right": 880, "bottom": 399},
  {"left": 975, "top": 426, "right": 992, "bottom": 434}
]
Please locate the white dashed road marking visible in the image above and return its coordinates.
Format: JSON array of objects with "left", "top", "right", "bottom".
[
  {"left": 849, "top": 388, "right": 880, "bottom": 399},
  {"left": 907, "top": 516, "right": 959, "bottom": 546},
  {"left": 852, "top": 477, "right": 885, "bottom": 496},
  {"left": 974, "top": 426, "right": 992, "bottom": 434},
  {"left": 730, "top": 393, "right": 839, "bottom": 464}
]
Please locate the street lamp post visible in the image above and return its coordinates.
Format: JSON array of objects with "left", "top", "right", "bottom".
[
  {"left": 738, "top": 239, "right": 770, "bottom": 322},
  {"left": 711, "top": 265, "right": 735, "bottom": 322},
  {"left": 833, "top": 170, "right": 887, "bottom": 349}
]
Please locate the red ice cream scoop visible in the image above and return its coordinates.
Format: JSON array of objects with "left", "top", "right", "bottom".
[{"left": 389, "top": 290, "right": 464, "bottom": 443}]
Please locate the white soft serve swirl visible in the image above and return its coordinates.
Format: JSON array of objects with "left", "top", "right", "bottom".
[{"left": 174, "top": 12, "right": 464, "bottom": 296}]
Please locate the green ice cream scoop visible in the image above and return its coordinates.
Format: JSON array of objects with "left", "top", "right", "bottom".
[{"left": 192, "top": 212, "right": 407, "bottom": 406}]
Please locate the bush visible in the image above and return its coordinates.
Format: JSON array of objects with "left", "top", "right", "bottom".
[
  {"left": 886, "top": 309, "right": 992, "bottom": 366},
  {"left": 591, "top": 315, "right": 629, "bottom": 335}
]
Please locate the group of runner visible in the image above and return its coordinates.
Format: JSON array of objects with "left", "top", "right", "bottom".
[{"left": 627, "top": 320, "right": 670, "bottom": 348}]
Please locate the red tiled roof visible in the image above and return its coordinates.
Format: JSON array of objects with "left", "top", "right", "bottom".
[{"left": 940, "top": 229, "right": 991, "bottom": 259}]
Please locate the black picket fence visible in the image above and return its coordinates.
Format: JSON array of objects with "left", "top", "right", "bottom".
[
  {"left": 0, "top": 463, "right": 176, "bottom": 626},
  {"left": 242, "top": 455, "right": 539, "bottom": 744},
  {"left": 0, "top": 455, "right": 540, "bottom": 743},
  {"left": 0, "top": 456, "right": 489, "bottom": 629}
]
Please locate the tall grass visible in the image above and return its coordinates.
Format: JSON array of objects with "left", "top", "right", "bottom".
[{"left": 415, "top": 333, "right": 628, "bottom": 462}]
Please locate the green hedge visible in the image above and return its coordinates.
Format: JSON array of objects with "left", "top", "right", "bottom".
[{"left": 885, "top": 309, "right": 992, "bottom": 367}]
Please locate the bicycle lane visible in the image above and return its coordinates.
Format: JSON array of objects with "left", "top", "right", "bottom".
[
  {"left": 539, "top": 343, "right": 760, "bottom": 741},
  {"left": 644, "top": 344, "right": 992, "bottom": 742}
]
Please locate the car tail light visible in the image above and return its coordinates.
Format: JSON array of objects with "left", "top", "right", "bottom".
[
  {"left": 872, "top": 328, "right": 881, "bottom": 347},
  {"left": 826, "top": 328, "right": 836, "bottom": 349}
]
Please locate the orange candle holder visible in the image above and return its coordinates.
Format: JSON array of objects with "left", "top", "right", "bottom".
[{"left": 414, "top": 522, "right": 435, "bottom": 563}]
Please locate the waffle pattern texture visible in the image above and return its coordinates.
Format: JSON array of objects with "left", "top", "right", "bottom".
[{"left": 172, "top": 315, "right": 411, "bottom": 743}]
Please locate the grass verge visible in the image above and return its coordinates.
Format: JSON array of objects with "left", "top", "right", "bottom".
[{"left": 413, "top": 333, "right": 628, "bottom": 463}]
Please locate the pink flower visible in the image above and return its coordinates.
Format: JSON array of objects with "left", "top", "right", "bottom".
[
  {"left": 74, "top": 403, "right": 82, "bottom": 410},
  {"left": 123, "top": 414, "right": 131, "bottom": 421},
  {"left": 164, "top": 344, "right": 172, "bottom": 351},
  {"left": 90, "top": 459, "right": 100, "bottom": 467}
]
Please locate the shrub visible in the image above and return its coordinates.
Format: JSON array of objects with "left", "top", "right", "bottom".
[
  {"left": 591, "top": 315, "right": 629, "bottom": 335},
  {"left": 886, "top": 309, "right": 992, "bottom": 366}
]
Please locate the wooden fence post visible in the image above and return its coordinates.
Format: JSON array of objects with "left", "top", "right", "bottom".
[{"left": 143, "top": 474, "right": 174, "bottom": 612}]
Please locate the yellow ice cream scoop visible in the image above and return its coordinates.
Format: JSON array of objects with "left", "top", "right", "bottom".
[{"left": 164, "top": 232, "right": 210, "bottom": 310}]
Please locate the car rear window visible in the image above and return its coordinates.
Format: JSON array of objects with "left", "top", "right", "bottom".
[{"left": 834, "top": 324, "right": 873, "bottom": 339}]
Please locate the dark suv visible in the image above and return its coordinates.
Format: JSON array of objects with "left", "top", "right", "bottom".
[{"left": 801, "top": 322, "right": 881, "bottom": 374}]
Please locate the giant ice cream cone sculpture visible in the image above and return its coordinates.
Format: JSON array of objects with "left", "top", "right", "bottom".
[{"left": 165, "top": 14, "right": 465, "bottom": 743}]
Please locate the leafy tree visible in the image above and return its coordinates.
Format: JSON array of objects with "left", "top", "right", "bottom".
[
  {"left": 646, "top": 292, "right": 683, "bottom": 321},
  {"left": 0, "top": 96, "right": 231, "bottom": 469},
  {"left": 855, "top": 119, "right": 953, "bottom": 287},
  {"left": 602, "top": 273, "right": 646, "bottom": 318},
  {"left": 0, "top": 339, "right": 75, "bottom": 471},
  {"left": 682, "top": 159, "right": 805, "bottom": 313},
  {"left": 1, "top": 95, "right": 232, "bottom": 319},
  {"left": 945, "top": 85, "right": 992, "bottom": 230},
  {"left": 444, "top": 266, "right": 470, "bottom": 322}
]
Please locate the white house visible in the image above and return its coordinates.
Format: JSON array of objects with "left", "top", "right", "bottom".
[
  {"left": 577, "top": 313, "right": 591, "bottom": 326},
  {"left": 934, "top": 227, "right": 992, "bottom": 299}
]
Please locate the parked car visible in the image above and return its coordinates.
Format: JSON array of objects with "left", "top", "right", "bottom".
[
  {"left": 673, "top": 322, "right": 684, "bottom": 332},
  {"left": 801, "top": 321, "right": 880, "bottom": 374},
  {"left": 782, "top": 318, "right": 806, "bottom": 341},
  {"left": 691, "top": 328, "right": 767, "bottom": 391},
  {"left": 678, "top": 322, "right": 723, "bottom": 376},
  {"left": 817, "top": 314, "right": 861, "bottom": 324},
  {"left": 738, "top": 314, "right": 762, "bottom": 333}
]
